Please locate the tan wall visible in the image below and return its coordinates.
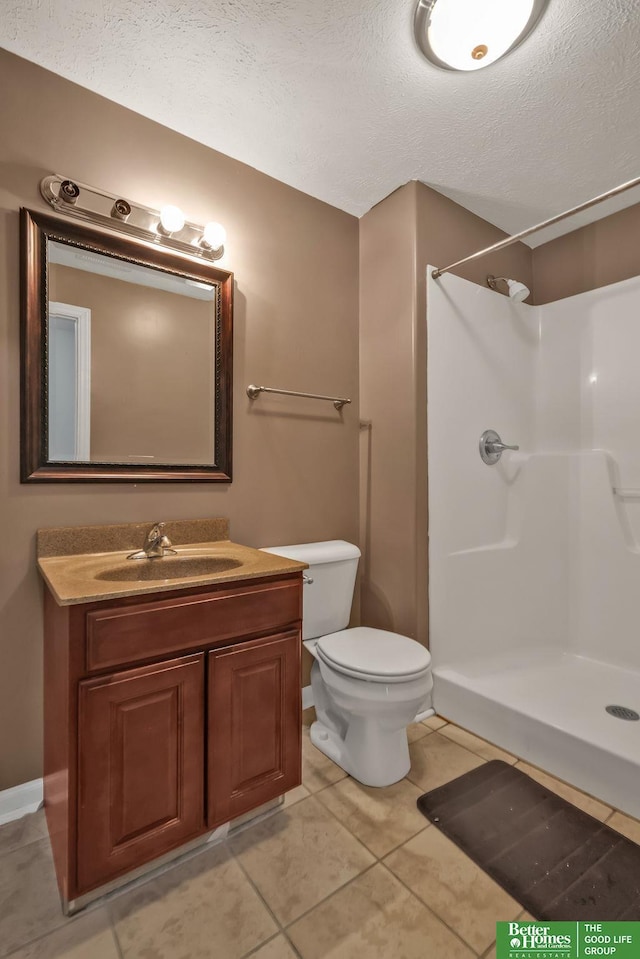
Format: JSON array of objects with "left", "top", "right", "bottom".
[
  {"left": 533, "top": 202, "right": 640, "bottom": 303},
  {"left": 359, "top": 181, "right": 533, "bottom": 647},
  {"left": 0, "top": 50, "right": 359, "bottom": 789},
  {"left": 359, "top": 185, "right": 418, "bottom": 639},
  {"left": 50, "top": 265, "right": 215, "bottom": 463}
]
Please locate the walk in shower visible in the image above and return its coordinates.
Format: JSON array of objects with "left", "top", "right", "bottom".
[{"left": 427, "top": 268, "right": 640, "bottom": 819}]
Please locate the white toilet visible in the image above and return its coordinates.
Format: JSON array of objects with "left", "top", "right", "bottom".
[{"left": 261, "top": 541, "right": 433, "bottom": 787}]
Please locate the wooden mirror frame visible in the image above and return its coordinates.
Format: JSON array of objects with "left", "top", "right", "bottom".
[{"left": 20, "top": 208, "right": 233, "bottom": 482}]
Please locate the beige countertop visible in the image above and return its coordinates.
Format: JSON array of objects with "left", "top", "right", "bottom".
[{"left": 38, "top": 540, "right": 307, "bottom": 607}]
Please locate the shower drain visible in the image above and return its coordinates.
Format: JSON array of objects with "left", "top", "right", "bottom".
[{"left": 605, "top": 705, "right": 640, "bottom": 721}]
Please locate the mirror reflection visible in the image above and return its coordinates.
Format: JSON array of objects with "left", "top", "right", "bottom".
[{"left": 47, "top": 242, "right": 217, "bottom": 466}]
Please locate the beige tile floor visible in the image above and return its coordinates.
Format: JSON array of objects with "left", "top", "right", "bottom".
[{"left": 1, "top": 715, "right": 639, "bottom": 959}]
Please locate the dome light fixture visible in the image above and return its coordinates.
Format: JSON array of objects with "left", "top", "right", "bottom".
[{"left": 414, "top": 0, "right": 549, "bottom": 72}]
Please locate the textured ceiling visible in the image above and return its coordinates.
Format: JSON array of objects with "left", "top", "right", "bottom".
[{"left": 2, "top": 0, "right": 640, "bottom": 244}]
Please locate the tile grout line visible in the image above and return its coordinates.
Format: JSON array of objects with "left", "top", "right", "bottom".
[
  {"left": 1, "top": 891, "right": 105, "bottom": 959},
  {"left": 476, "top": 907, "right": 537, "bottom": 959},
  {"left": 311, "top": 778, "right": 433, "bottom": 860},
  {"left": 232, "top": 850, "right": 290, "bottom": 937},
  {"left": 0, "top": 833, "right": 51, "bottom": 857},
  {"left": 108, "top": 913, "right": 127, "bottom": 959},
  {"left": 282, "top": 861, "right": 380, "bottom": 933},
  {"left": 426, "top": 728, "right": 511, "bottom": 767},
  {"left": 229, "top": 792, "right": 382, "bottom": 933},
  {"left": 302, "top": 775, "right": 348, "bottom": 798},
  {"left": 241, "top": 929, "right": 300, "bottom": 959},
  {"left": 0, "top": 836, "right": 94, "bottom": 959},
  {"left": 284, "top": 933, "right": 305, "bottom": 959},
  {"left": 302, "top": 790, "right": 390, "bottom": 863},
  {"left": 375, "top": 859, "right": 484, "bottom": 957},
  {"left": 5, "top": 719, "right": 636, "bottom": 959},
  {"left": 105, "top": 896, "right": 126, "bottom": 959},
  {"left": 1, "top": 922, "right": 70, "bottom": 959}
]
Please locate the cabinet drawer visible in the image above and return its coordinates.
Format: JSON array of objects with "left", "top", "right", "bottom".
[{"left": 86, "top": 577, "right": 301, "bottom": 672}]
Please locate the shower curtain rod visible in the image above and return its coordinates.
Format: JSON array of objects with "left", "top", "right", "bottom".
[{"left": 432, "top": 175, "right": 640, "bottom": 280}]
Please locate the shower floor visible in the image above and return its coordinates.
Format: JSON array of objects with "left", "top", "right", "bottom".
[{"left": 433, "top": 648, "right": 640, "bottom": 819}]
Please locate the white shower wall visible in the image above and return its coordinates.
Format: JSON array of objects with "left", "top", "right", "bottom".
[
  {"left": 427, "top": 274, "right": 568, "bottom": 667},
  {"left": 427, "top": 271, "right": 640, "bottom": 814}
]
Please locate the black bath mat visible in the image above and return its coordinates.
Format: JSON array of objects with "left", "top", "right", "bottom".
[{"left": 417, "top": 760, "right": 640, "bottom": 920}]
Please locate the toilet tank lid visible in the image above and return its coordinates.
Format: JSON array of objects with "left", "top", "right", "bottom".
[{"left": 260, "top": 540, "right": 361, "bottom": 564}]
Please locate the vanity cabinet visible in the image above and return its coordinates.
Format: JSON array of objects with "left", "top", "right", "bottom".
[{"left": 43, "top": 572, "right": 302, "bottom": 907}]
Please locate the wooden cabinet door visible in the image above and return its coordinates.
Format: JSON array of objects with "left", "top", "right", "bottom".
[
  {"left": 77, "top": 654, "right": 204, "bottom": 892},
  {"left": 208, "top": 630, "right": 301, "bottom": 827}
]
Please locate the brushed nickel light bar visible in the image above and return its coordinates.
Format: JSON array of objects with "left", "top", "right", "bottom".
[
  {"left": 432, "top": 175, "right": 640, "bottom": 280},
  {"left": 246, "top": 384, "right": 352, "bottom": 411},
  {"left": 40, "top": 174, "right": 226, "bottom": 261}
]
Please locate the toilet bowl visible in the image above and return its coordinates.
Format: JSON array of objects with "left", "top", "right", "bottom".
[
  {"left": 308, "top": 627, "right": 432, "bottom": 786},
  {"left": 261, "top": 541, "right": 433, "bottom": 787}
]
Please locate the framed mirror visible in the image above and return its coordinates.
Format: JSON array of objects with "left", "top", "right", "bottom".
[{"left": 20, "top": 208, "right": 233, "bottom": 482}]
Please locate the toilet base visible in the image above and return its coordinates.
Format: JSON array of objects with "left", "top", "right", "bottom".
[{"left": 309, "top": 718, "right": 411, "bottom": 787}]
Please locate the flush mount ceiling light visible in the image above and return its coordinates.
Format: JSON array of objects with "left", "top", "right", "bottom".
[{"left": 414, "top": 0, "right": 549, "bottom": 71}]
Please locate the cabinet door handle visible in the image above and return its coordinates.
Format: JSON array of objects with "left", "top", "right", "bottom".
[{"left": 303, "top": 574, "right": 314, "bottom": 585}]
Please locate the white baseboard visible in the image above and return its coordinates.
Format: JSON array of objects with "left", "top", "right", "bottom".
[
  {"left": 302, "top": 685, "right": 314, "bottom": 710},
  {"left": 0, "top": 778, "right": 43, "bottom": 826}
]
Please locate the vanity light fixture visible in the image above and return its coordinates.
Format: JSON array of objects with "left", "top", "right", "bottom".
[
  {"left": 414, "top": 0, "right": 549, "bottom": 71},
  {"left": 40, "top": 174, "right": 226, "bottom": 261}
]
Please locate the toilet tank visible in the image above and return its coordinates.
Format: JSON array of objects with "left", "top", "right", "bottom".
[{"left": 260, "top": 541, "right": 360, "bottom": 640}]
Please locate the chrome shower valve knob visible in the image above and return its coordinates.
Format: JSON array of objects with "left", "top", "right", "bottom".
[{"left": 479, "top": 429, "right": 519, "bottom": 466}]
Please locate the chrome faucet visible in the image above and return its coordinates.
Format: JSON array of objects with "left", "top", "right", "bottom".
[{"left": 128, "top": 522, "right": 178, "bottom": 560}]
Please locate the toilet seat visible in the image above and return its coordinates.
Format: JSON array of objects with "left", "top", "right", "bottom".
[{"left": 315, "top": 627, "right": 431, "bottom": 684}]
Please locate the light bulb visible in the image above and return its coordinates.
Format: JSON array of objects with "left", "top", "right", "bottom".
[
  {"left": 159, "top": 205, "right": 185, "bottom": 234},
  {"left": 201, "top": 221, "right": 227, "bottom": 250}
]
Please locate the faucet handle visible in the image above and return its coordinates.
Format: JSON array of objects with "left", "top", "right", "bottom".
[
  {"left": 479, "top": 430, "right": 519, "bottom": 466},
  {"left": 154, "top": 523, "right": 177, "bottom": 554},
  {"left": 145, "top": 521, "right": 165, "bottom": 541}
]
